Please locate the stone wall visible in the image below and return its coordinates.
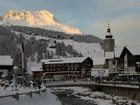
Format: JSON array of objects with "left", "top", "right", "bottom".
[{"left": 101, "top": 85, "right": 140, "bottom": 102}]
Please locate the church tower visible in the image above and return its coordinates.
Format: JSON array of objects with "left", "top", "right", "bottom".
[{"left": 104, "top": 23, "right": 115, "bottom": 52}]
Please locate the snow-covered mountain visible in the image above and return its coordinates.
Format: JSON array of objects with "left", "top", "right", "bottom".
[
  {"left": 0, "top": 16, "right": 3, "bottom": 21},
  {"left": 1, "top": 9, "right": 81, "bottom": 34}
]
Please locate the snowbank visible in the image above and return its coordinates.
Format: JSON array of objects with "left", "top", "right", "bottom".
[{"left": 0, "top": 88, "right": 62, "bottom": 105}]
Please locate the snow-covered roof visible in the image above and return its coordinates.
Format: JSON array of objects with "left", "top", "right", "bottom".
[
  {"left": 41, "top": 57, "right": 91, "bottom": 64},
  {"left": 114, "top": 47, "right": 123, "bottom": 58},
  {"left": 126, "top": 45, "right": 140, "bottom": 55},
  {"left": 92, "top": 57, "right": 105, "bottom": 65},
  {"left": 0, "top": 56, "right": 13, "bottom": 66},
  {"left": 30, "top": 62, "right": 43, "bottom": 72}
]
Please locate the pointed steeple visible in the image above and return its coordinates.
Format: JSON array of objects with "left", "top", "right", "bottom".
[
  {"left": 107, "top": 23, "right": 111, "bottom": 33},
  {"left": 105, "top": 22, "right": 113, "bottom": 38}
]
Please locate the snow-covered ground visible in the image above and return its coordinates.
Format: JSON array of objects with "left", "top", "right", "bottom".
[
  {"left": 0, "top": 88, "right": 62, "bottom": 105},
  {"left": 1, "top": 86, "right": 140, "bottom": 105}
]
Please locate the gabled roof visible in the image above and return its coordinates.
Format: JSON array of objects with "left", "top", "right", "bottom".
[
  {"left": 41, "top": 57, "right": 92, "bottom": 64},
  {"left": 126, "top": 45, "right": 140, "bottom": 55},
  {"left": 0, "top": 56, "right": 13, "bottom": 66}
]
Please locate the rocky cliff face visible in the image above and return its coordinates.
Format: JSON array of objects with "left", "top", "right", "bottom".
[
  {"left": 0, "top": 16, "right": 3, "bottom": 21},
  {"left": 1, "top": 9, "right": 81, "bottom": 34}
]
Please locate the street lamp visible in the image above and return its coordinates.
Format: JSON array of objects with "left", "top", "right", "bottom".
[{"left": 136, "top": 62, "right": 140, "bottom": 88}]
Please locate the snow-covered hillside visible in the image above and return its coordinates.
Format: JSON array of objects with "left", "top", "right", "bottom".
[
  {"left": 35, "top": 35, "right": 104, "bottom": 58},
  {"left": 57, "top": 39, "right": 104, "bottom": 58},
  {"left": 15, "top": 31, "right": 104, "bottom": 59},
  {"left": 1, "top": 9, "right": 81, "bottom": 34}
]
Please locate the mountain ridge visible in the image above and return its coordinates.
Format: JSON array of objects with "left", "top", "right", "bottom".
[
  {"left": 0, "top": 16, "right": 3, "bottom": 21},
  {"left": 1, "top": 9, "right": 81, "bottom": 34}
]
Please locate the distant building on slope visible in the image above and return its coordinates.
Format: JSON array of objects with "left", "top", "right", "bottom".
[
  {"left": 32, "top": 57, "right": 93, "bottom": 80},
  {"left": 0, "top": 55, "right": 14, "bottom": 78}
]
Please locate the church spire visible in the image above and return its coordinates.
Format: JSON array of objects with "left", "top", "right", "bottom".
[
  {"left": 107, "top": 22, "right": 111, "bottom": 33},
  {"left": 105, "top": 22, "right": 113, "bottom": 38}
]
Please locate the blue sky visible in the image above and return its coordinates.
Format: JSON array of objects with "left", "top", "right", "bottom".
[{"left": 0, "top": 0, "right": 140, "bottom": 46}]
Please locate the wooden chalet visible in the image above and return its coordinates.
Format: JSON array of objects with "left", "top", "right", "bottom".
[{"left": 32, "top": 57, "right": 93, "bottom": 80}]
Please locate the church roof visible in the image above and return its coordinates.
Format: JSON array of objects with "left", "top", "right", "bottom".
[
  {"left": 114, "top": 47, "right": 124, "bottom": 58},
  {"left": 126, "top": 45, "right": 140, "bottom": 55}
]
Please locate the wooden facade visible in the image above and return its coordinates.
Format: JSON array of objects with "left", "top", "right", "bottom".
[{"left": 33, "top": 57, "right": 93, "bottom": 80}]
